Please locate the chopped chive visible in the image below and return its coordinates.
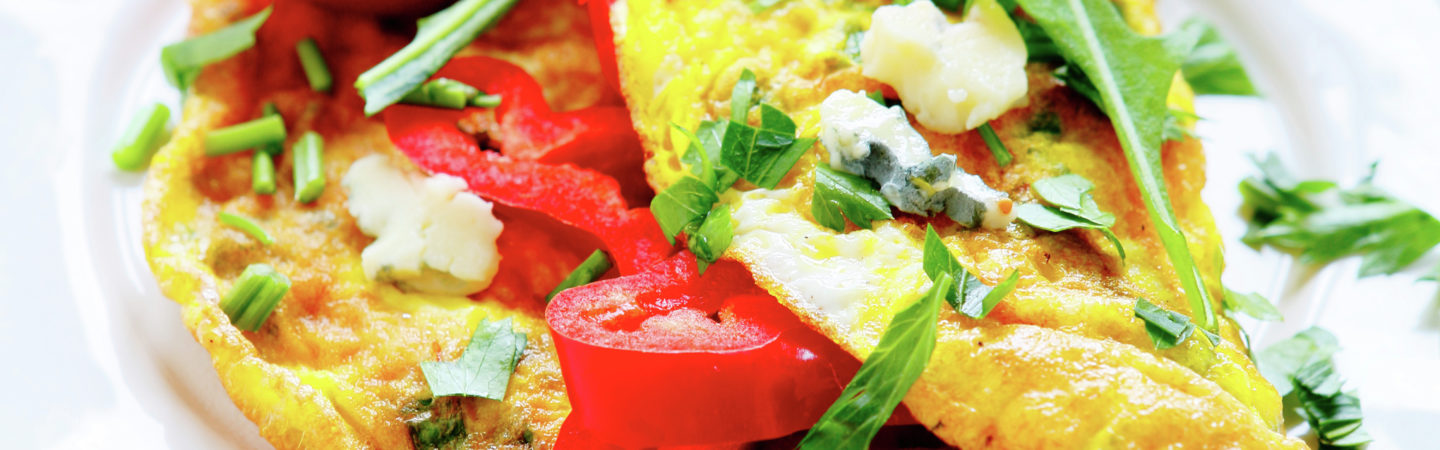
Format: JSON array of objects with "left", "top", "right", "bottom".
[
  {"left": 546, "top": 250, "right": 613, "bottom": 302},
  {"left": 257, "top": 102, "right": 284, "bottom": 156},
  {"left": 470, "top": 94, "right": 501, "bottom": 108},
  {"left": 219, "top": 263, "right": 291, "bottom": 332},
  {"left": 161, "top": 7, "right": 272, "bottom": 93},
  {"left": 978, "top": 122, "right": 1012, "bottom": 167},
  {"left": 354, "top": 0, "right": 520, "bottom": 115},
  {"left": 252, "top": 151, "right": 277, "bottom": 194},
  {"left": 294, "top": 38, "right": 333, "bottom": 93},
  {"left": 292, "top": 131, "right": 326, "bottom": 203},
  {"left": 218, "top": 212, "right": 274, "bottom": 245},
  {"left": 111, "top": 103, "right": 171, "bottom": 171},
  {"left": 205, "top": 115, "right": 287, "bottom": 156}
]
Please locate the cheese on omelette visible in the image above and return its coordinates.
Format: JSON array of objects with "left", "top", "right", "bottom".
[
  {"left": 141, "top": 0, "right": 610, "bottom": 447},
  {"left": 610, "top": 0, "right": 1307, "bottom": 447}
]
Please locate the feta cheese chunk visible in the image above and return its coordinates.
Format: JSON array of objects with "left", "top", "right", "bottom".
[
  {"left": 860, "top": 0, "right": 1027, "bottom": 133},
  {"left": 343, "top": 155, "right": 503, "bottom": 296},
  {"left": 819, "top": 89, "right": 1014, "bottom": 229}
]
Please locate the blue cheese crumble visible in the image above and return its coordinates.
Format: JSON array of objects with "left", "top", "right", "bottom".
[{"left": 819, "top": 89, "right": 1015, "bottom": 229}]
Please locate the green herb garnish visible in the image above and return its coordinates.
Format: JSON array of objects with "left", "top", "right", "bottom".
[
  {"left": 161, "top": 7, "right": 272, "bottom": 93},
  {"left": 731, "top": 69, "right": 757, "bottom": 123},
  {"left": 1163, "top": 109, "right": 1200, "bottom": 143},
  {"left": 1256, "top": 328, "right": 1371, "bottom": 448},
  {"left": 219, "top": 263, "right": 291, "bottom": 332},
  {"left": 798, "top": 273, "right": 949, "bottom": 449},
  {"left": 922, "top": 225, "right": 1017, "bottom": 318},
  {"left": 1221, "top": 287, "right": 1282, "bottom": 321},
  {"left": 651, "top": 176, "right": 720, "bottom": 243},
  {"left": 257, "top": 102, "right": 284, "bottom": 156},
  {"left": 688, "top": 204, "right": 735, "bottom": 273},
  {"left": 111, "top": 103, "right": 171, "bottom": 171},
  {"left": 354, "top": 0, "right": 518, "bottom": 116},
  {"left": 401, "top": 78, "right": 501, "bottom": 110},
  {"left": 1015, "top": 174, "right": 1125, "bottom": 259},
  {"left": 218, "top": 212, "right": 274, "bottom": 245},
  {"left": 1133, "top": 298, "right": 1198, "bottom": 350},
  {"left": 1240, "top": 154, "right": 1440, "bottom": 277},
  {"left": 546, "top": 250, "right": 612, "bottom": 302},
  {"left": 292, "top": 131, "right": 326, "bottom": 203},
  {"left": 204, "top": 115, "right": 287, "bottom": 156},
  {"left": 252, "top": 151, "right": 277, "bottom": 195},
  {"left": 1015, "top": 0, "right": 1215, "bottom": 329},
  {"left": 420, "top": 317, "right": 527, "bottom": 399},
  {"left": 1179, "top": 19, "right": 1257, "bottom": 97},
  {"left": 404, "top": 397, "right": 468, "bottom": 450},
  {"left": 812, "top": 164, "right": 893, "bottom": 231},
  {"left": 294, "top": 38, "right": 333, "bottom": 93},
  {"left": 719, "top": 104, "right": 817, "bottom": 189},
  {"left": 977, "top": 122, "right": 1013, "bottom": 167}
]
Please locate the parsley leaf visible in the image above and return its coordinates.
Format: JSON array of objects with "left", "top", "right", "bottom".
[
  {"left": 1015, "top": 174, "right": 1126, "bottom": 259},
  {"left": 922, "top": 225, "right": 1017, "bottom": 318},
  {"left": 1179, "top": 19, "right": 1257, "bottom": 97},
  {"left": 651, "top": 176, "right": 720, "bottom": 244},
  {"left": 1240, "top": 154, "right": 1440, "bottom": 277},
  {"left": 798, "top": 272, "right": 949, "bottom": 449},
  {"left": 731, "top": 69, "right": 757, "bottom": 123},
  {"left": 688, "top": 204, "right": 734, "bottom": 273},
  {"left": 421, "top": 317, "right": 527, "bottom": 399},
  {"left": 546, "top": 250, "right": 612, "bottom": 302},
  {"left": 812, "top": 164, "right": 893, "bottom": 231},
  {"left": 1256, "top": 328, "right": 1371, "bottom": 448},
  {"left": 1255, "top": 326, "right": 1340, "bottom": 396},
  {"left": 161, "top": 7, "right": 272, "bottom": 93},
  {"left": 1015, "top": 0, "right": 1215, "bottom": 329},
  {"left": 1221, "top": 287, "right": 1282, "bottom": 321},
  {"left": 1133, "top": 298, "right": 1197, "bottom": 350},
  {"left": 720, "top": 105, "right": 817, "bottom": 189},
  {"left": 354, "top": 0, "right": 519, "bottom": 116}
]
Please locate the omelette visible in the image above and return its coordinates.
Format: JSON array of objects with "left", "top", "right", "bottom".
[
  {"left": 142, "top": 0, "right": 609, "bottom": 447},
  {"left": 610, "top": 0, "right": 1305, "bottom": 447}
]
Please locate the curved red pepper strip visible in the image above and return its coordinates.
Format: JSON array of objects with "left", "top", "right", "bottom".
[
  {"left": 385, "top": 56, "right": 650, "bottom": 204},
  {"left": 548, "top": 253, "right": 915, "bottom": 447},
  {"left": 582, "top": 0, "right": 623, "bottom": 95}
]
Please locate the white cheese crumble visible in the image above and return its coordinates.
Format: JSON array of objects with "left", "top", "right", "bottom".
[
  {"left": 818, "top": 89, "right": 1015, "bottom": 229},
  {"left": 860, "top": 0, "right": 1027, "bottom": 133},
  {"left": 342, "top": 155, "right": 503, "bottom": 296}
]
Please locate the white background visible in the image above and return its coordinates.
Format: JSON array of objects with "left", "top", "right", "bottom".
[{"left": 1, "top": 0, "right": 1437, "bottom": 448}]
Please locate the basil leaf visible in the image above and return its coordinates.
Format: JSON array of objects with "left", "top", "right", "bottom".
[
  {"left": 1241, "top": 154, "right": 1440, "bottom": 277},
  {"left": 731, "top": 69, "right": 757, "bottom": 123},
  {"left": 813, "top": 164, "right": 893, "bottom": 231},
  {"left": 1255, "top": 326, "right": 1340, "bottom": 396},
  {"left": 161, "top": 7, "right": 272, "bottom": 93},
  {"left": 420, "top": 317, "right": 526, "bottom": 399},
  {"left": 650, "top": 176, "right": 719, "bottom": 243},
  {"left": 1016, "top": 0, "right": 1215, "bottom": 329},
  {"left": 959, "top": 270, "right": 1019, "bottom": 319},
  {"left": 1179, "top": 19, "right": 1257, "bottom": 97},
  {"left": 1133, "top": 298, "right": 1196, "bottom": 350},
  {"left": 689, "top": 204, "right": 735, "bottom": 273},
  {"left": 354, "top": 0, "right": 519, "bottom": 116},
  {"left": 977, "top": 122, "right": 1013, "bottom": 167},
  {"left": 799, "top": 273, "right": 949, "bottom": 449},
  {"left": 1221, "top": 287, "right": 1282, "bottom": 321},
  {"left": 719, "top": 106, "right": 816, "bottom": 189},
  {"left": 546, "top": 250, "right": 612, "bottom": 302}
]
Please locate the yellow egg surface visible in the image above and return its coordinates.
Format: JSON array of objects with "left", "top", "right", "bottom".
[
  {"left": 141, "top": 0, "right": 608, "bottom": 447},
  {"left": 612, "top": 0, "right": 1305, "bottom": 447}
]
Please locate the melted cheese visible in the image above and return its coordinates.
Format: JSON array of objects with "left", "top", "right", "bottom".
[
  {"left": 860, "top": 0, "right": 1027, "bottom": 133},
  {"left": 342, "top": 155, "right": 503, "bottom": 295}
]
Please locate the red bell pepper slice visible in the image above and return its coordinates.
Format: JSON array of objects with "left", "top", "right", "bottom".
[
  {"left": 581, "top": 0, "right": 623, "bottom": 95},
  {"left": 548, "top": 253, "right": 912, "bottom": 448}
]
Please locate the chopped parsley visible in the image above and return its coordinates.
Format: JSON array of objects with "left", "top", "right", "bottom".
[
  {"left": 420, "top": 317, "right": 526, "bottom": 400},
  {"left": 1133, "top": 298, "right": 1209, "bottom": 350},
  {"left": 1221, "top": 287, "right": 1282, "bottom": 321},
  {"left": 719, "top": 104, "right": 817, "bottom": 189},
  {"left": 812, "top": 164, "right": 893, "bottom": 231},
  {"left": 1015, "top": 174, "right": 1126, "bottom": 259},
  {"left": 1240, "top": 154, "right": 1440, "bottom": 277},
  {"left": 1256, "top": 327, "right": 1372, "bottom": 448},
  {"left": 403, "top": 397, "right": 468, "bottom": 450},
  {"left": 651, "top": 176, "right": 720, "bottom": 243},
  {"left": 161, "top": 7, "right": 272, "bottom": 93},
  {"left": 354, "top": 0, "right": 518, "bottom": 115},
  {"left": 546, "top": 250, "right": 612, "bottom": 302},
  {"left": 1179, "top": 19, "right": 1257, "bottom": 97},
  {"left": 799, "top": 272, "right": 949, "bottom": 449},
  {"left": 922, "top": 225, "right": 1018, "bottom": 319}
]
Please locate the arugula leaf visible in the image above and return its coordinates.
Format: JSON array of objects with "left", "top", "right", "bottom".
[
  {"left": 1133, "top": 298, "right": 1196, "bottom": 350},
  {"left": 689, "top": 204, "right": 735, "bottom": 273},
  {"left": 421, "top": 317, "right": 527, "bottom": 399},
  {"left": 922, "top": 225, "right": 1016, "bottom": 318},
  {"left": 1015, "top": 0, "right": 1215, "bottom": 330},
  {"left": 977, "top": 122, "right": 1013, "bottom": 167},
  {"left": 1221, "top": 287, "right": 1282, "bottom": 321},
  {"left": 1179, "top": 19, "right": 1257, "bottom": 97},
  {"left": 1241, "top": 154, "right": 1440, "bottom": 277},
  {"left": 651, "top": 176, "right": 720, "bottom": 243},
  {"left": 354, "top": 0, "right": 519, "bottom": 116},
  {"left": 813, "top": 164, "right": 893, "bottom": 231},
  {"left": 731, "top": 69, "right": 757, "bottom": 123},
  {"left": 161, "top": 7, "right": 272, "bottom": 93},
  {"left": 546, "top": 250, "right": 612, "bottom": 302},
  {"left": 1015, "top": 174, "right": 1126, "bottom": 259},
  {"left": 799, "top": 272, "right": 949, "bottom": 449},
  {"left": 1255, "top": 326, "right": 1340, "bottom": 396},
  {"left": 719, "top": 104, "right": 817, "bottom": 189}
]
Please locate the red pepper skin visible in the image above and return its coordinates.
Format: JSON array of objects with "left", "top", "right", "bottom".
[
  {"left": 385, "top": 56, "right": 651, "bottom": 205},
  {"left": 547, "top": 253, "right": 864, "bottom": 447},
  {"left": 582, "top": 0, "right": 623, "bottom": 95}
]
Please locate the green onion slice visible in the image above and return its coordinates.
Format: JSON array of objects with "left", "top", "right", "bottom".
[
  {"left": 292, "top": 131, "right": 326, "bottom": 203},
  {"left": 252, "top": 151, "right": 277, "bottom": 195},
  {"left": 978, "top": 122, "right": 1012, "bottom": 167},
  {"left": 294, "top": 38, "right": 333, "bottom": 93},
  {"left": 401, "top": 78, "right": 499, "bottom": 110},
  {"left": 111, "top": 103, "right": 171, "bottom": 171},
  {"left": 205, "top": 115, "right": 287, "bottom": 156},
  {"left": 219, "top": 263, "right": 291, "bottom": 332},
  {"left": 546, "top": 250, "right": 613, "bottom": 302},
  {"left": 257, "top": 102, "right": 284, "bottom": 156},
  {"left": 218, "top": 212, "right": 274, "bottom": 245},
  {"left": 161, "top": 7, "right": 272, "bottom": 93}
]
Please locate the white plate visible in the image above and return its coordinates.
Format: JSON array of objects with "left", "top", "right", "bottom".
[{"left": 2, "top": 0, "right": 1437, "bottom": 448}]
